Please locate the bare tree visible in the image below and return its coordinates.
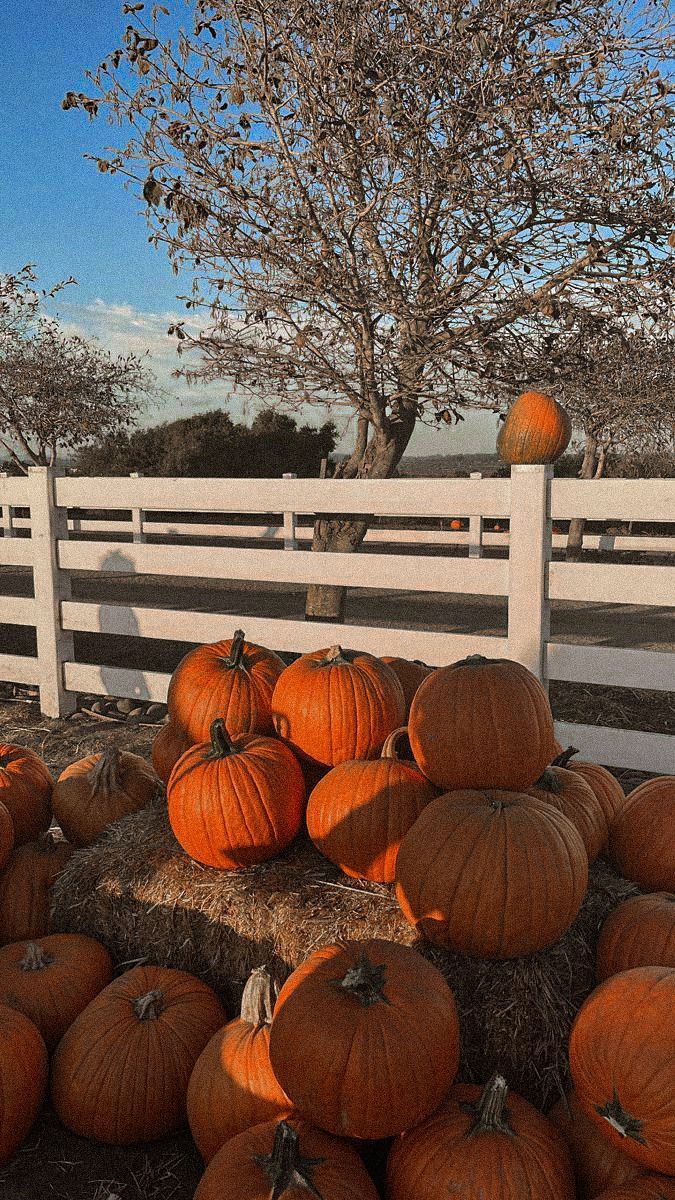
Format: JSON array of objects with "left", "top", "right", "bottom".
[
  {"left": 67, "top": 0, "right": 674, "bottom": 617},
  {"left": 0, "top": 268, "right": 155, "bottom": 473}
]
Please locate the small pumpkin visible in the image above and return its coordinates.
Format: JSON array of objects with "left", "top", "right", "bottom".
[
  {"left": 0, "top": 743, "right": 53, "bottom": 845},
  {"left": 194, "top": 1118, "right": 380, "bottom": 1200},
  {"left": 555, "top": 749, "right": 626, "bottom": 843},
  {"left": 51, "top": 745, "right": 160, "bottom": 847},
  {"left": 151, "top": 722, "right": 190, "bottom": 784},
  {"left": 596, "top": 893, "right": 675, "bottom": 981},
  {"left": 386, "top": 1073, "right": 575, "bottom": 1200},
  {"left": 526, "top": 764, "right": 608, "bottom": 862},
  {"left": 549, "top": 1089, "right": 644, "bottom": 1199},
  {"left": 609, "top": 776, "right": 675, "bottom": 891},
  {"left": 0, "top": 933, "right": 113, "bottom": 1050},
  {"left": 569, "top": 966, "right": 675, "bottom": 1174},
  {"left": 187, "top": 967, "right": 292, "bottom": 1163},
  {"left": 168, "top": 629, "right": 285, "bottom": 744},
  {"left": 449, "top": 517, "right": 463, "bottom": 530},
  {"left": 269, "top": 938, "right": 460, "bottom": 1140},
  {"left": 51, "top": 963, "right": 226, "bottom": 1144},
  {"left": 306, "top": 728, "right": 437, "bottom": 882},
  {"left": 0, "top": 801, "right": 14, "bottom": 871},
  {"left": 0, "top": 832, "right": 73, "bottom": 946},
  {"left": 497, "top": 390, "right": 572, "bottom": 464},
  {"left": 168, "top": 719, "right": 305, "bottom": 870},
  {"left": 380, "top": 657, "right": 433, "bottom": 718},
  {"left": 272, "top": 646, "right": 405, "bottom": 769},
  {"left": 0, "top": 1004, "right": 48, "bottom": 1164},
  {"left": 408, "top": 654, "right": 556, "bottom": 792}
]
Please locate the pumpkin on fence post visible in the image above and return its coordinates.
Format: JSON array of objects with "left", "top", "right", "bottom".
[{"left": 496, "top": 390, "right": 572, "bottom": 464}]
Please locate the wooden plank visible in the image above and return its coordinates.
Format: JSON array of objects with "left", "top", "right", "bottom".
[
  {"left": 0, "top": 653, "right": 40, "bottom": 686},
  {"left": 507, "top": 465, "right": 552, "bottom": 679},
  {"left": 63, "top": 662, "right": 171, "bottom": 704},
  {"left": 60, "top": 602, "right": 509, "bottom": 665},
  {"left": 553, "top": 721, "right": 675, "bottom": 774},
  {"left": 0, "top": 478, "right": 32, "bottom": 506},
  {"left": 551, "top": 478, "right": 675, "bottom": 523},
  {"left": 547, "top": 644, "right": 674, "bottom": 692},
  {"left": 57, "top": 540, "right": 510, "bottom": 596},
  {"left": 55, "top": 475, "right": 512, "bottom": 518},
  {"left": 28, "top": 468, "right": 76, "bottom": 717},
  {"left": 549, "top": 562, "right": 674, "bottom": 606},
  {"left": 0, "top": 598, "right": 37, "bottom": 626},
  {"left": 0, "top": 539, "right": 34, "bottom": 567}
]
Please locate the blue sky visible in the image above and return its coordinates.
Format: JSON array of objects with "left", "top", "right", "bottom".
[{"left": 1, "top": 0, "right": 499, "bottom": 455}]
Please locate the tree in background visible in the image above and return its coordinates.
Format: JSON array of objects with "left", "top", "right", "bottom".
[
  {"left": 0, "top": 267, "right": 155, "bottom": 473},
  {"left": 68, "top": 0, "right": 674, "bottom": 618}
]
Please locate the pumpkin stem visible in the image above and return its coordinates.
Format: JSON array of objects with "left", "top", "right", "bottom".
[
  {"left": 381, "top": 727, "right": 411, "bottom": 761},
  {"left": 468, "top": 1073, "right": 514, "bottom": 1136},
  {"left": 209, "top": 718, "right": 237, "bottom": 758},
  {"left": 551, "top": 746, "right": 579, "bottom": 769},
  {"left": 456, "top": 654, "right": 489, "bottom": 668},
  {"left": 240, "top": 966, "right": 277, "bottom": 1027},
  {"left": 596, "top": 1090, "right": 646, "bottom": 1145},
  {"left": 254, "top": 1121, "right": 326, "bottom": 1200},
  {"left": 532, "top": 766, "right": 562, "bottom": 794},
  {"left": 322, "top": 644, "right": 352, "bottom": 666},
  {"left": 90, "top": 746, "right": 122, "bottom": 795},
  {"left": 331, "top": 951, "right": 391, "bottom": 1008},
  {"left": 133, "top": 989, "right": 164, "bottom": 1021},
  {"left": 225, "top": 629, "right": 247, "bottom": 669},
  {"left": 20, "top": 942, "right": 54, "bottom": 972}
]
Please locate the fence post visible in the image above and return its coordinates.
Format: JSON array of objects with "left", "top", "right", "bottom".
[
  {"left": 28, "top": 466, "right": 76, "bottom": 717},
  {"left": 0, "top": 473, "right": 15, "bottom": 538},
  {"left": 468, "top": 472, "right": 484, "bottom": 558},
  {"left": 281, "top": 473, "right": 297, "bottom": 550},
  {"left": 129, "top": 472, "right": 145, "bottom": 543},
  {"left": 507, "top": 464, "right": 552, "bottom": 684}
]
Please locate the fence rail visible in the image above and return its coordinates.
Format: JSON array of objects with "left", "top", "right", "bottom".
[{"left": 0, "top": 465, "right": 673, "bottom": 772}]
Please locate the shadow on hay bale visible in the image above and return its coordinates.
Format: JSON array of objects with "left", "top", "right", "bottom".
[{"left": 51, "top": 801, "right": 637, "bottom": 1111}]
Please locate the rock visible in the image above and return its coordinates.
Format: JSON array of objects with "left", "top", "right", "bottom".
[
  {"left": 116, "top": 698, "right": 137, "bottom": 715},
  {"left": 144, "top": 703, "right": 167, "bottom": 722}
]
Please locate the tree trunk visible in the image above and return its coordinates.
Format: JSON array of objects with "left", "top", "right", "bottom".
[{"left": 566, "top": 434, "right": 597, "bottom": 562}]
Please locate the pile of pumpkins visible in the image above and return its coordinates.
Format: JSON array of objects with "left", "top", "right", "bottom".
[{"left": 0, "top": 630, "right": 673, "bottom": 1199}]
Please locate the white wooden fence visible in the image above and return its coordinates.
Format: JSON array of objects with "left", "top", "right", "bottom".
[{"left": 0, "top": 465, "right": 672, "bottom": 772}]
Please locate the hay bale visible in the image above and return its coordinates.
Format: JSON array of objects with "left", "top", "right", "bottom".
[{"left": 51, "top": 802, "right": 637, "bottom": 1110}]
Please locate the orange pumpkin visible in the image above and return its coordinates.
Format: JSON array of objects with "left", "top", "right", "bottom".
[
  {"left": 549, "top": 1090, "right": 644, "bottom": 1199},
  {"left": 0, "top": 832, "right": 73, "bottom": 946},
  {"left": 449, "top": 518, "right": 463, "bottom": 530},
  {"left": 0, "top": 801, "right": 14, "bottom": 870},
  {"left": 556, "top": 751, "right": 626, "bottom": 844},
  {"left": 526, "top": 764, "right": 608, "bottom": 862},
  {"left": 168, "top": 629, "right": 285, "bottom": 744},
  {"left": 269, "top": 939, "right": 460, "bottom": 1140},
  {"left": 497, "top": 390, "right": 572, "bottom": 464},
  {"left": 0, "top": 1004, "right": 48, "bottom": 1164},
  {"left": 593, "top": 1179, "right": 675, "bottom": 1200},
  {"left": 596, "top": 893, "right": 675, "bottom": 981},
  {"left": 609, "top": 776, "right": 675, "bottom": 891},
  {"left": 51, "top": 964, "right": 226, "bottom": 1144},
  {"left": 0, "top": 933, "right": 113, "bottom": 1050},
  {"left": 52, "top": 745, "right": 160, "bottom": 847},
  {"left": 306, "top": 727, "right": 437, "bottom": 882},
  {"left": 151, "top": 722, "right": 190, "bottom": 784},
  {"left": 272, "top": 646, "right": 405, "bottom": 768},
  {"left": 187, "top": 967, "right": 292, "bottom": 1162},
  {"left": 408, "top": 654, "right": 556, "bottom": 792},
  {"left": 0, "top": 743, "right": 53, "bottom": 845},
  {"left": 380, "top": 657, "right": 433, "bottom": 717}
]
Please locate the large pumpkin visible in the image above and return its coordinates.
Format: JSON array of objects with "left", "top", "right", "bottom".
[
  {"left": 0, "top": 1004, "right": 48, "bottom": 1164},
  {"left": 496, "top": 390, "right": 572, "bottom": 464},
  {"left": 0, "top": 743, "right": 53, "bottom": 844},
  {"left": 526, "top": 764, "right": 608, "bottom": 862},
  {"left": 0, "top": 933, "right": 113, "bottom": 1050},
  {"left": 305, "top": 727, "right": 437, "bottom": 882},
  {"left": 151, "top": 722, "right": 190, "bottom": 784},
  {"left": 0, "top": 832, "right": 73, "bottom": 946},
  {"left": 408, "top": 655, "right": 556, "bottom": 791},
  {"left": 168, "top": 719, "right": 305, "bottom": 869},
  {"left": 269, "top": 938, "right": 460, "bottom": 1140},
  {"left": 596, "top": 893, "right": 675, "bottom": 981},
  {"left": 272, "top": 646, "right": 405, "bottom": 768},
  {"left": 396, "top": 789, "right": 588, "bottom": 957},
  {"left": 51, "top": 964, "right": 226, "bottom": 1144},
  {"left": 0, "top": 801, "right": 13, "bottom": 871},
  {"left": 380, "top": 657, "right": 433, "bottom": 718},
  {"left": 549, "top": 1090, "right": 644, "bottom": 1199},
  {"left": 51, "top": 745, "right": 160, "bottom": 847},
  {"left": 569, "top": 966, "right": 675, "bottom": 1174},
  {"left": 386, "top": 1073, "right": 575, "bottom": 1200},
  {"left": 194, "top": 1119, "right": 380, "bottom": 1200},
  {"left": 609, "top": 777, "right": 675, "bottom": 891},
  {"left": 187, "top": 967, "right": 292, "bottom": 1163},
  {"left": 168, "top": 629, "right": 285, "bottom": 744}
]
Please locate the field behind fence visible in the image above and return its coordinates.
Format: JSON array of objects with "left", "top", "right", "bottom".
[{"left": 0, "top": 465, "right": 673, "bottom": 772}]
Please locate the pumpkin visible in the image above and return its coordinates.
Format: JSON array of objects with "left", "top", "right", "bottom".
[
  {"left": 449, "top": 517, "right": 463, "bottom": 530},
  {"left": 51, "top": 963, "right": 226, "bottom": 1144},
  {"left": 396, "top": 789, "right": 588, "bottom": 957},
  {"left": 0, "top": 742, "right": 53, "bottom": 845},
  {"left": 526, "top": 764, "right": 608, "bottom": 862},
  {"left": 380, "top": 658, "right": 433, "bottom": 718},
  {"left": 152, "top": 722, "right": 190, "bottom": 784},
  {"left": 0, "top": 832, "right": 73, "bottom": 945},
  {"left": 0, "top": 933, "right": 113, "bottom": 1050},
  {"left": 549, "top": 1090, "right": 644, "bottom": 1199},
  {"left": 0, "top": 801, "right": 13, "bottom": 871},
  {"left": 609, "top": 777, "right": 675, "bottom": 891},
  {"left": 0, "top": 1004, "right": 48, "bottom": 1164},
  {"left": 272, "top": 646, "right": 405, "bottom": 768},
  {"left": 386, "top": 1073, "right": 575, "bottom": 1200},
  {"left": 305, "top": 728, "right": 437, "bottom": 882},
  {"left": 569, "top": 966, "right": 675, "bottom": 1174},
  {"left": 168, "top": 719, "right": 305, "bottom": 869},
  {"left": 596, "top": 893, "right": 675, "bottom": 981},
  {"left": 194, "top": 1118, "right": 380, "bottom": 1200},
  {"left": 51, "top": 745, "right": 160, "bottom": 847},
  {"left": 269, "top": 938, "right": 460, "bottom": 1140},
  {"left": 168, "top": 629, "right": 285, "bottom": 744},
  {"left": 593, "top": 1180, "right": 675, "bottom": 1200},
  {"left": 187, "top": 967, "right": 292, "bottom": 1163},
  {"left": 555, "top": 750, "right": 626, "bottom": 842},
  {"left": 496, "top": 390, "right": 572, "bottom": 464},
  {"left": 408, "top": 654, "right": 556, "bottom": 792}
]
